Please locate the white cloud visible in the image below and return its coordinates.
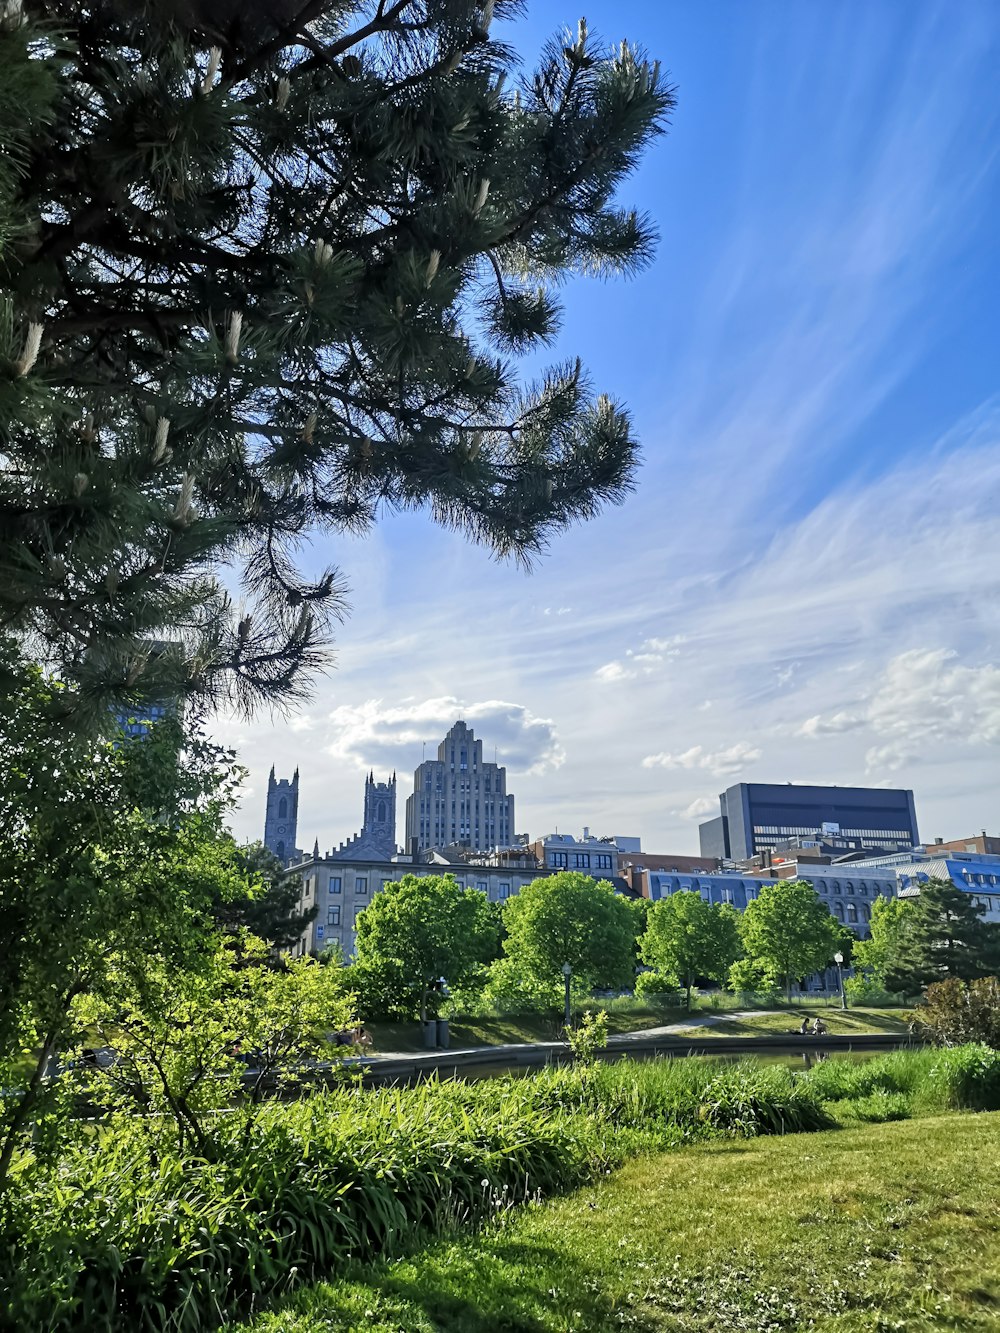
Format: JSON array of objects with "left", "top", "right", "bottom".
[
  {"left": 324, "top": 696, "right": 565, "bottom": 776},
  {"left": 865, "top": 743, "right": 915, "bottom": 774},
  {"left": 802, "top": 650, "right": 1000, "bottom": 771},
  {"left": 595, "top": 635, "right": 684, "bottom": 683},
  {"left": 642, "top": 741, "right": 762, "bottom": 777},
  {"left": 867, "top": 649, "right": 1000, "bottom": 747},
  {"left": 673, "top": 796, "right": 718, "bottom": 820},
  {"left": 798, "top": 710, "right": 863, "bottom": 737}
]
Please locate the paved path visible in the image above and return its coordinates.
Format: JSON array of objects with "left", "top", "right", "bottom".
[{"left": 364, "top": 1011, "right": 783, "bottom": 1062}]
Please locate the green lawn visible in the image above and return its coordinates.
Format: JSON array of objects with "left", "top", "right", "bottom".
[
  {"left": 366, "top": 1001, "right": 910, "bottom": 1051},
  {"left": 366, "top": 999, "right": 690, "bottom": 1052},
  {"left": 244, "top": 1111, "right": 1000, "bottom": 1332},
  {"left": 689, "top": 1005, "right": 912, "bottom": 1037}
]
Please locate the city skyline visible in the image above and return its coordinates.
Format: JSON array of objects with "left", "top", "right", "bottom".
[{"left": 219, "top": 0, "right": 1000, "bottom": 853}]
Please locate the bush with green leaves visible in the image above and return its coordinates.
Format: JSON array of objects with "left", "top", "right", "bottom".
[
  {"left": 633, "top": 970, "right": 681, "bottom": 1002},
  {"left": 911, "top": 975, "right": 1000, "bottom": 1049}
]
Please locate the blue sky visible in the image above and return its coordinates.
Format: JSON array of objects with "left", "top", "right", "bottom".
[{"left": 224, "top": 0, "right": 1000, "bottom": 854}]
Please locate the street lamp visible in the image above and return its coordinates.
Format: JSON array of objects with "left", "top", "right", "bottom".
[
  {"left": 561, "top": 961, "right": 572, "bottom": 1030},
  {"left": 834, "top": 951, "right": 847, "bottom": 1011}
]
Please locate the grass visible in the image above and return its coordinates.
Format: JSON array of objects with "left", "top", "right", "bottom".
[
  {"left": 687, "top": 1005, "right": 912, "bottom": 1037},
  {"left": 366, "top": 998, "right": 910, "bottom": 1052},
  {"left": 241, "top": 1111, "right": 1000, "bottom": 1332},
  {"left": 366, "top": 998, "right": 691, "bottom": 1051}
]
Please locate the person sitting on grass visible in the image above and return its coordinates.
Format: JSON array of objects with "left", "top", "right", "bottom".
[
  {"left": 799, "top": 1017, "right": 810, "bottom": 1035},
  {"left": 811, "top": 1017, "right": 827, "bottom": 1036}
]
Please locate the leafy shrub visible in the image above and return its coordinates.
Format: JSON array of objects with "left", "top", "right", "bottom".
[
  {"left": 565, "top": 1010, "right": 608, "bottom": 1063},
  {"left": 634, "top": 970, "right": 680, "bottom": 1002},
  {"left": 836, "top": 1090, "right": 912, "bottom": 1123},
  {"left": 912, "top": 977, "right": 1000, "bottom": 1050}
]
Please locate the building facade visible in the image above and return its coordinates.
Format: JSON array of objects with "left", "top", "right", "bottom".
[
  {"left": 644, "top": 863, "right": 895, "bottom": 938},
  {"left": 404, "top": 720, "right": 515, "bottom": 852},
  {"left": 529, "top": 831, "right": 620, "bottom": 876},
  {"left": 699, "top": 782, "right": 919, "bottom": 861},
  {"left": 263, "top": 767, "right": 299, "bottom": 864},
  {"left": 895, "top": 853, "right": 1000, "bottom": 924},
  {"left": 291, "top": 854, "right": 552, "bottom": 958}
]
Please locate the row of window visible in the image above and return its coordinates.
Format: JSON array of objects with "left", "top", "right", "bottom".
[{"left": 548, "top": 852, "right": 614, "bottom": 870}]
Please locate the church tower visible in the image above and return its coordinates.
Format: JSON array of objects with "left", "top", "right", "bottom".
[
  {"left": 263, "top": 767, "right": 299, "bottom": 864},
  {"left": 361, "top": 771, "right": 396, "bottom": 857}
]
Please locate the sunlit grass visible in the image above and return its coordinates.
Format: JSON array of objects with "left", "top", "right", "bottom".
[{"left": 243, "top": 1112, "right": 1000, "bottom": 1332}]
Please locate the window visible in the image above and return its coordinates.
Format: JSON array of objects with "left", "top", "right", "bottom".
[
  {"left": 831, "top": 880, "right": 842, "bottom": 894},
  {"left": 550, "top": 851, "right": 568, "bottom": 868},
  {"left": 846, "top": 903, "right": 858, "bottom": 923},
  {"left": 499, "top": 882, "right": 511, "bottom": 899},
  {"left": 846, "top": 881, "right": 855, "bottom": 894},
  {"left": 596, "top": 854, "right": 613, "bottom": 870},
  {"left": 477, "top": 880, "right": 488, "bottom": 892},
  {"left": 327, "top": 906, "right": 341, "bottom": 926},
  {"left": 355, "top": 877, "right": 368, "bottom": 895},
  {"left": 278, "top": 797, "right": 288, "bottom": 819},
  {"left": 329, "top": 876, "right": 342, "bottom": 894},
  {"left": 833, "top": 901, "right": 844, "bottom": 920},
  {"left": 573, "top": 853, "right": 591, "bottom": 869}
]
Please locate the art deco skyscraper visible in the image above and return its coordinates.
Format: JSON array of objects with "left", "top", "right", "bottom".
[{"left": 404, "top": 720, "right": 515, "bottom": 852}]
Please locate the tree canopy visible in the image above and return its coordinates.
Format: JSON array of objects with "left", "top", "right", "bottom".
[
  {"left": 737, "top": 880, "right": 845, "bottom": 1001},
  {"left": 640, "top": 891, "right": 742, "bottom": 1009},
  {"left": 0, "top": 1, "right": 673, "bottom": 722},
  {"left": 846, "top": 894, "right": 915, "bottom": 1000},
  {"left": 0, "top": 645, "right": 253, "bottom": 1188},
  {"left": 883, "top": 879, "right": 1000, "bottom": 995},
  {"left": 498, "top": 871, "right": 640, "bottom": 997},
  {"left": 352, "top": 873, "right": 499, "bottom": 1021}
]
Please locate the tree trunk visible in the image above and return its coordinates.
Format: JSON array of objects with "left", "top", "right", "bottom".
[
  {"left": 686, "top": 974, "right": 692, "bottom": 1011},
  {"left": 0, "top": 1028, "right": 61, "bottom": 1194}
]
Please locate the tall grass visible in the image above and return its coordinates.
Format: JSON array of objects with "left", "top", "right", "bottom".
[
  {"left": 3, "top": 1047, "right": 998, "bottom": 1331},
  {"left": 0, "top": 1058, "right": 826, "bottom": 1331}
]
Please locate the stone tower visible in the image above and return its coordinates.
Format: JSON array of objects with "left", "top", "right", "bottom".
[
  {"left": 327, "top": 772, "right": 397, "bottom": 861},
  {"left": 363, "top": 771, "right": 396, "bottom": 854},
  {"left": 263, "top": 767, "right": 299, "bottom": 864}
]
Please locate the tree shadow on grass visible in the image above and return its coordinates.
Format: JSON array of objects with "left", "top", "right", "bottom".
[{"left": 281, "top": 1235, "right": 657, "bottom": 1333}]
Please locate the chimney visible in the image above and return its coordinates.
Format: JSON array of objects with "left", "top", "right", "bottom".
[
  {"left": 582, "top": 825, "right": 590, "bottom": 840},
  {"left": 935, "top": 836, "right": 943, "bottom": 845}
]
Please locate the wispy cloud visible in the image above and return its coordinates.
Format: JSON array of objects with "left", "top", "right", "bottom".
[{"left": 643, "top": 742, "right": 762, "bottom": 777}]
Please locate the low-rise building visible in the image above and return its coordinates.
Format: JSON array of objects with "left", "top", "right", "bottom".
[
  {"left": 529, "top": 830, "right": 620, "bottom": 877},
  {"left": 644, "top": 862, "right": 895, "bottom": 938},
  {"left": 895, "top": 853, "right": 1000, "bottom": 924}
]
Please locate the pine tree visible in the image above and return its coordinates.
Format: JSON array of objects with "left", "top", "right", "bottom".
[
  {"left": 0, "top": 1, "right": 673, "bottom": 723},
  {"left": 884, "top": 878, "right": 1000, "bottom": 995}
]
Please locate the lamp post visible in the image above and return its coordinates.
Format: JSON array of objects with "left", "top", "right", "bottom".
[
  {"left": 562, "top": 961, "right": 572, "bottom": 1030},
  {"left": 834, "top": 951, "right": 847, "bottom": 1010}
]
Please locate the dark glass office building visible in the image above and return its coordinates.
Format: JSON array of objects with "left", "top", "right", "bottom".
[{"left": 698, "top": 782, "right": 919, "bottom": 861}]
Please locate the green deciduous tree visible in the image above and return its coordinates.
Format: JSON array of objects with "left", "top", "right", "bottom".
[
  {"left": 496, "top": 871, "right": 640, "bottom": 1002},
  {"left": 75, "top": 934, "right": 355, "bottom": 1156},
  {"left": 640, "top": 892, "right": 742, "bottom": 1009},
  {"left": 736, "top": 880, "right": 845, "bottom": 1002},
  {"left": 0, "top": 647, "right": 251, "bottom": 1190},
  {"left": 883, "top": 879, "right": 1000, "bottom": 996},
  {"left": 0, "top": 1, "right": 673, "bottom": 722},
  {"left": 353, "top": 874, "right": 499, "bottom": 1022},
  {"left": 845, "top": 895, "right": 915, "bottom": 1001}
]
